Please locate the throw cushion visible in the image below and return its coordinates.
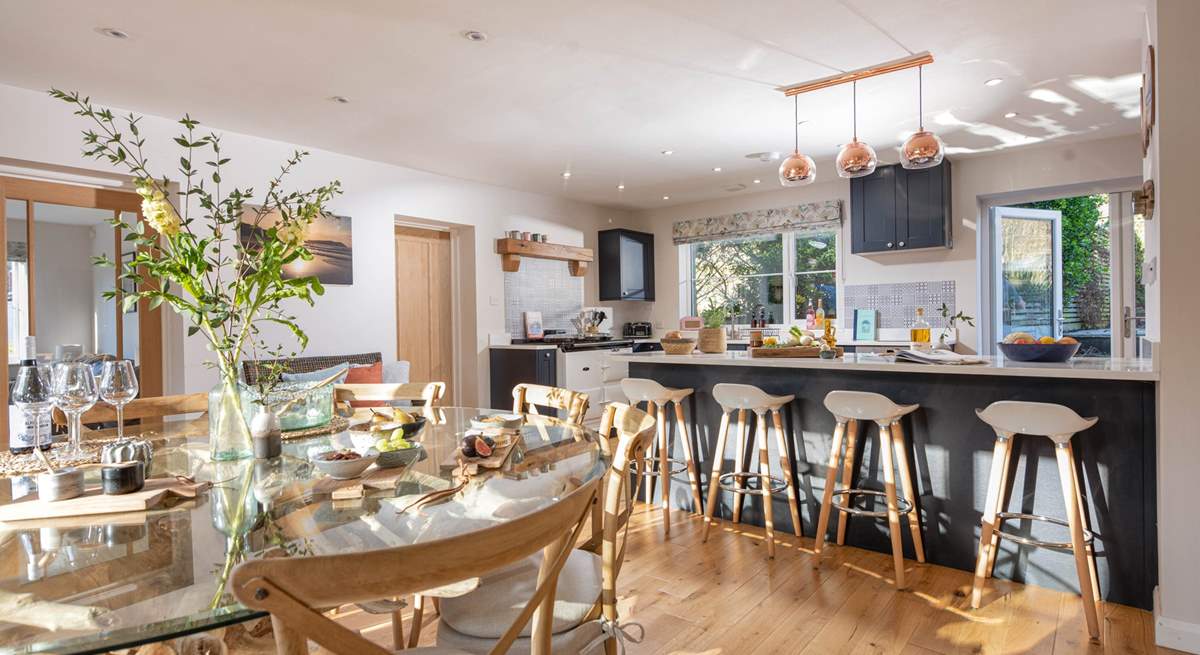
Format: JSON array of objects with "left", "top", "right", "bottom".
[
  {"left": 280, "top": 362, "right": 350, "bottom": 385},
  {"left": 345, "top": 361, "right": 384, "bottom": 407},
  {"left": 438, "top": 550, "right": 601, "bottom": 639}
]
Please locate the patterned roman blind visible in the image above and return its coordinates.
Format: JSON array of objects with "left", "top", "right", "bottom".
[{"left": 671, "top": 200, "right": 843, "bottom": 245}]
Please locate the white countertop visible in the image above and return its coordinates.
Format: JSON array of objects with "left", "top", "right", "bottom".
[
  {"left": 608, "top": 351, "right": 1159, "bottom": 382},
  {"left": 489, "top": 343, "right": 558, "bottom": 350}
]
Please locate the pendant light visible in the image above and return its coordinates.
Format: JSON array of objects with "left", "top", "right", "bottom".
[
  {"left": 836, "top": 81, "right": 877, "bottom": 179},
  {"left": 778, "top": 95, "right": 816, "bottom": 186},
  {"left": 901, "top": 65, "right": 945, "bottom": 169}
]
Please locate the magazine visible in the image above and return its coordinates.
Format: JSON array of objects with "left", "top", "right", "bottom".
[{"left": 894, "top": 349, "right": 984, "bottom": 365}]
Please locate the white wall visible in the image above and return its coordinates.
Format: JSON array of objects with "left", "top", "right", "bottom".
[
  {"left": 1145, "top": 1, "right": 1200, "bottom": 651},
  {"left": 0, "top": 83, "right": 637, "bottom": 405},
  {"left": 634, "top": 134, "right": 1141, "bottom": 353}
]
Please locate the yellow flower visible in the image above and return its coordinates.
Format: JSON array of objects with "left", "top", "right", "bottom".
[
  {"left": 134, "top": 180, "right": 180, "bottom": 237},
  {"left": 278, "top": 220, "right": 307, "bottom": 246}
]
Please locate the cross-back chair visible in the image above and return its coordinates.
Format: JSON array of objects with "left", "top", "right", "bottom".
[
  {"left": 334, "top": 381, "right": 446, "bottom": 410},
  {"left": 56, "top": 392, "right": 209, "bottom": 431},
  {"left": 232, "top": 469, "right": 601, "bottom": 655},
  {"left": 511, "top": 384, "right": 589, "bottom": 426},
  {"left": 434, "top": 401, "right": 655, "bottom": 654}
]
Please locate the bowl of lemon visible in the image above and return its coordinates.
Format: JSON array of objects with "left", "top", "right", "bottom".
[{"left": 998, "top": 332, "right": 1081, "bottom": 362}]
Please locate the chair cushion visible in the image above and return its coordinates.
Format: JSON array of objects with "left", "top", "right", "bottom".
[
  {"left": 345, "top": 362, "right": 385, "bottom": 407},
  {"left": 438, "top": 550, "right": 601, "bottom": 639},
  {"left": 435, "top": 616, "right": 605, "bottom": 655}
]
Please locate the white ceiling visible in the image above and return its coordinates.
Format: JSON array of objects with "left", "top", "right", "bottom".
[{"left": 0, "top": 0, "right": 1146, "bottom": 210}]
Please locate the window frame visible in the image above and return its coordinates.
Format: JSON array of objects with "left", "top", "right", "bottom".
[{"left": 679, "top": 229, "right": 840, "bottom": 327}]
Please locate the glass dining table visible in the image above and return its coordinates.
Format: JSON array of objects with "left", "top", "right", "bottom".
[{"left": 0, "top": 407, "right": 608, "bottom": 655}]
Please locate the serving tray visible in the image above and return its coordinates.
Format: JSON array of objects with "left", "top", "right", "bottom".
[{"left": 0, "top": 477, "right": 211, "bottom": 523}]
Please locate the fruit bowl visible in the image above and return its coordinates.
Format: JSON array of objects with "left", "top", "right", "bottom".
[
  {"left": 997, "top": 342, "right": 1081, "bottom": 363},
  {"left": 377, "top": 444, "right": 425, "bottom": 469}
]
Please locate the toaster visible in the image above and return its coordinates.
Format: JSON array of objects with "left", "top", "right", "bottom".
[{"left": 623, "top": 321, "right": 653, "bottom": 337}]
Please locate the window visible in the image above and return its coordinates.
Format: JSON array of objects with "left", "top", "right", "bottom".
[{"left": 683, "top": 229, "right": 838, "bottom": 325}]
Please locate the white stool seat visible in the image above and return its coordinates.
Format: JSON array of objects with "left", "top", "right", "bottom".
[
  {"left": 713, "top": 383, "right": 794, "bottom": 412},
  {"left": 621, "top": 378, "right": 693, "bottom": 405},
  {"left": 823, "top": 390, "right": 917, "bottom": 424},
  {"left": 975, "top": 401, "right": 1097, "bottom": 443}
]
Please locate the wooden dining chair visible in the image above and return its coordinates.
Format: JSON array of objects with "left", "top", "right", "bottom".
[
  {"left": 435, "top": 402, "right": 655, "bottom": 655},
  {"left": 334, "top": 381, "right": 446, "bottom": 408},
  {"left": 232, "top": 471, "right": 601, "bottom": 655},
  {"left": 512, "top": 383, "right": 589, "bottom": 426},
  {"left": 57, "top": 392, "right": 209, "bottom": 430}
]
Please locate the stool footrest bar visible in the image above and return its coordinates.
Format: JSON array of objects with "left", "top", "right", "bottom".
[
  {"left": 992, "top": 512, "right": 1094, "bottom": 551},
  {"left": 830, "top": 489, "right": 913, "bottom": 517}
]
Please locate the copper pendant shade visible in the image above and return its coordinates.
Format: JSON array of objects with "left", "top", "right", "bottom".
[
  {"left": 779, "top": 95, "right": 816, "bottom": 186},
  {"left": 901, "top": 66, "right": 945, "bottom": 169},
  {"left": 836, "top": 81, "right": 877, "bottom": 179}
]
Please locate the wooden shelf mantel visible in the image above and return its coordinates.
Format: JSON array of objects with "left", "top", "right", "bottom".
[{"left": 495, "top": 238, "right": 593, "bottom": 276}]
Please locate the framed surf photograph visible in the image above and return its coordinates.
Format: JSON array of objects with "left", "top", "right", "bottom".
[{"left": 238, "top": 207, "right": 354, "bottom": 285}]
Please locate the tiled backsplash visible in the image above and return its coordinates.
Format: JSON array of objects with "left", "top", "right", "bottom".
[
  {"left": 842, "top": 280, "right": 956, "bottom": 328},
  {"left": 504, "top": 258, "right": 583, "bottom": 337}
]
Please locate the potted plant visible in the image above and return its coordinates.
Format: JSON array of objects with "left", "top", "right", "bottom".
[
  {"left": 51, "top": 89, "right": 341, "bottom": 461},
  {"left": 937, "top": 303, "right": 975, "bottom": 351},
  {"left": 698, "top": 305, "right": 728, "bottom": 353}
]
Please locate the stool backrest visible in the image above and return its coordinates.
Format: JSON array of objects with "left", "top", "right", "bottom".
[
  {"left": 512, "top": 383, "right": 589, "bottom": 425},
  {"left": 976, "top": 401, "right": 1097, "bottom": 440},
  {"left": 823, "top": 390, "right": 916, "bottom": 423},
  {"left": 232, "top": 474, "right": 600, "bottom": 655}
]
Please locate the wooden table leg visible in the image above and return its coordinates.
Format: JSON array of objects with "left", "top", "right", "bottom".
[
  {"left": 531, "top": 534, "right": 569, "bottom": 655},
  {"left": 270, "top": 614, "right": 307, "bottom": 655}
]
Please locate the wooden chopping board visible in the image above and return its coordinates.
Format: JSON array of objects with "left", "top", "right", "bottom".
[
  {"left": 0, "top": 477, "right": 211, "bottom": 523},
  {"left": 750, "top": 345, "right": 844, "bottom": 358}
]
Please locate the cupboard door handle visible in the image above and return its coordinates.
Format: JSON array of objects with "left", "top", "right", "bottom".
[
  {"left": 886, "top": 242, "right": 894, "bottom": 248},
  {"left": 898, "top": 241, "right": 906, "bottom": 247}
]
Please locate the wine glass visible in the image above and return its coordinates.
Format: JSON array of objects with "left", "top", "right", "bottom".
[
  {"left": 11, "top": 364, "right": 53, "bottom": 463},
  {"left": 51, "top": 363, "right": 98, "bottom": 459},
  {"left": 100, "top": 360, "right": 139, "bottom": 441}
]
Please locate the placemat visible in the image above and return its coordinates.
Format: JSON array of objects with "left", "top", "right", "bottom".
[{"left": 280, "top": 415, "right": 350, "bottom": 441}]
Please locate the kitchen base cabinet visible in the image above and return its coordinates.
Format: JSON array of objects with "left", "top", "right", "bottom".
[{"left": 488, "top": 347, "right": 557, "bottom": 410}]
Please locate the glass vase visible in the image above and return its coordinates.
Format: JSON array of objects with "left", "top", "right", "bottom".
[{"left": 209, "top": 377, "right": 253, "bottom": 461}]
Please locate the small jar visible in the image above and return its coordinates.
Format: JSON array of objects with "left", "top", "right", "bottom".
[
  {"left": 539, "top": 234, "right": 549, "bottom": 243},
  {"left": 101, "top": 461, "right": 146, "bottom": 495},
  {"left": 521, "top": 231, "right": 531, "bottom": 241},
  {"left": 506, "top": 230, "right": 521, "bottom": 240},
  {"left": 37, "top": 468, "right": 85, "bottom": 501},
  {"left": 530, "top": 233, "right": 542, "bottom": 242}
]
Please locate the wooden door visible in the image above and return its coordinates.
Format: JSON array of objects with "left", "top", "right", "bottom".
[{"left": 394, "top": 226, "right": 453, "bottom": 402}]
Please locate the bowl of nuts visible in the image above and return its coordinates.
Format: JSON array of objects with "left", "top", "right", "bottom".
[{"left": 312, "top": 448, "right": 378, "bottom": 480}]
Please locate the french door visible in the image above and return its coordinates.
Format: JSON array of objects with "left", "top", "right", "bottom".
[
  {"left": 1109, "top": 190, "right": 1147, "bottom": 358},
  {"left": 990, "top": 205, "right": 1063, "bottom": 343}
]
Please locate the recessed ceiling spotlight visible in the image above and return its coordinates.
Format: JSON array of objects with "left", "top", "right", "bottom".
[
  {"left": 662, "top": 195, "right": 670, "bottom": 200},
  {"left": 753, "top": 179, "right": 762, "bottom": 184},
  {"left": 984, "top": 78, "right": 1004, "bottom": 87},
  {"left": 561, "top": 171, "right": 572, "bottom": 179},
  {"left": 461, "top": 30, "right": 488, "bottom": 42},
  {"left": 1004, "top": 111, "right": 1018, "bottom": 118},
  {"left": 660, "top": 149, "right": 674, "bottom": 156},
  {"left": 712, "top": 167, "right": 722, "bottom": 172},
  {"left": 617, "top": 184, "right": 625, "bottom": 191},
  {"left": 329, "top": 96, "right": 350, "bottom": 104},
  {"left": 95, "top": 27, "right": 129, "bottom": 39}
]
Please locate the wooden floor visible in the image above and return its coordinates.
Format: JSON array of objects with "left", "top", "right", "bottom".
[{"left": 330, "top": 502, "right": 1181, "bottom": 655}]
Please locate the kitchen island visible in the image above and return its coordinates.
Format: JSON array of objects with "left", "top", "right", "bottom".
[{"left": 608, "top": 351, "right": 1158, "bottom": 609}]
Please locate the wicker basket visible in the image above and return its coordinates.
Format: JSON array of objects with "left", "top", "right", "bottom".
[
  {"left": 697, "top": 327, "right": 727, "bottom": 353},
  {"left": 661, "top": 338, "right": 697, "bottom": 355}
]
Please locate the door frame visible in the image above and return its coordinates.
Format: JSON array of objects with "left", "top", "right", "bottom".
[
  {"left": 976, "top": 176, "right": 1142, "bottom": 354},
  {"left": 1109, "top": 190, "right": 1144, "bottom": 358},
  {"left": 0, "top": 176, "right": 164, "bottom": 407},
  {"left": 988, "top": 205, "right": 1063, "bottom": 345}
]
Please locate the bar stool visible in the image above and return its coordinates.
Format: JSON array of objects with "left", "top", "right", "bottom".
[
  {"left": 620, "top": 378, "right": 704, "bottom": 536},
  {"left": 814, "top": 391, "right": 925, "bottom": 589},
  {"left": 972, "top": 400, "right": 1100, "bottom": 640},
  {"left": 701, "top": 383, "right": 802, "bottom": 559}
]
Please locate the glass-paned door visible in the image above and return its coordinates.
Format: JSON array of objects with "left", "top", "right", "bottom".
[
  {"left": 991, "top": 206, "right": 1063, "bottom": 342},
  {"left": 1111, "top": 190, "right": 1147, "bottom": 358}
]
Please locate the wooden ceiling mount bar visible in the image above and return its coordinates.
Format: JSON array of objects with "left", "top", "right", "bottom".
[
  {"left": 778, "top": 51, "right": 934, "bottom": 96},
  {"left": 495, "top": 238, "right": 593, "bottom": 276}
]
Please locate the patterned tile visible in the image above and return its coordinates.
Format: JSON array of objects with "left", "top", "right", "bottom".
[
  {"left": 843, "top": 280, "right": 956, "bottom": 328},
  {"left": 503, "top": 258, "right": 584, "bottom": 336}
]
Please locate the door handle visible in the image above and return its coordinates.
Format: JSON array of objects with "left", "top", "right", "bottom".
[
  {"left": 582, "top": 366, "right": 590, "bottom": 372},
  {"left": 1122, "top": 306, "right": 1146, "bottom": 339},
  {"left": 886, "top": 242, "right": 894, "bottom": 248},
  {"left": 898, "top": 241, "right": 905, "bottom": 247}
]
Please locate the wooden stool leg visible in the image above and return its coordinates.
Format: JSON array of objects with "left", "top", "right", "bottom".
[
  {"left": 771, "top": 409, "right": 802, "bottom": 537},
  {"left": 1056, "top": 443, "right": 1100, "bottom": 640},
  {"left": 986, "top": 435, "right": 1017, "bottom": 578},
  {"left": 674, "top": 401, "right": 704, "bottom": 514},
  {"left": 971, "top": 434, "right": 1013, "bottom": 609},
  {"left": 391, "top": 607, "right": 406, "bottom": 650},
  {"left": 407, "top": 594, "right": 425, "bottom": 648},
  {"left": 878, "top": 422, "right": 906, "bottom": 590},
  {"left": 755, "top": 412, "right": 776, "bottom": 559},
  {"left": 890, "top": 419, "right": 925, "bottom": 563},
  {"left": 643, "top": 402, "right": 657, "bottom": 506},
  {"left": 836, "top": 419, "right": 859, "bottom": 546},
  {"left": 732, "top": 409, "right": 749, "bottom": 524},
  {"left": 657, "top": 403, "right": 671, "bottom": 536},
  {"left": 1068, "top": 443, "right": 1101, "bottom": 601},
  {"left": 814, "top": 420, "right": 847, "bottom": 556},
  {"left": 702, "top": 411, "right": 732, "bottom": 542}
]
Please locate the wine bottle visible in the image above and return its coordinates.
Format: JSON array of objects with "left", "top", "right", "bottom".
[{"left": 9, "top": 336, "right": 52, "bottom": 455}]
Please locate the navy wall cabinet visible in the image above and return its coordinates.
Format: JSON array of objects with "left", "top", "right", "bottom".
[
  {"left": 598, "top": 229, "right": 655, "bottom": 301},
  {"left": 851, "top": 160, "right": 952, "bottom": 254}
]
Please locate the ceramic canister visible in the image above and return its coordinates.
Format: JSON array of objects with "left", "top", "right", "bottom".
[
  {"left": 37, "top": 468, "right": 85, "bottom": 501},
  {"left": 101, "top": 461, "right": 146, "bottom": 495}
]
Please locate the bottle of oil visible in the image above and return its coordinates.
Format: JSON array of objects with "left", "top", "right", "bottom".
[
  {"left": 910, "top": 307, "right": 932, "bottom": 351},
  {"left": 815, "top": 299, "right": 826, "bottom": 327}
]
